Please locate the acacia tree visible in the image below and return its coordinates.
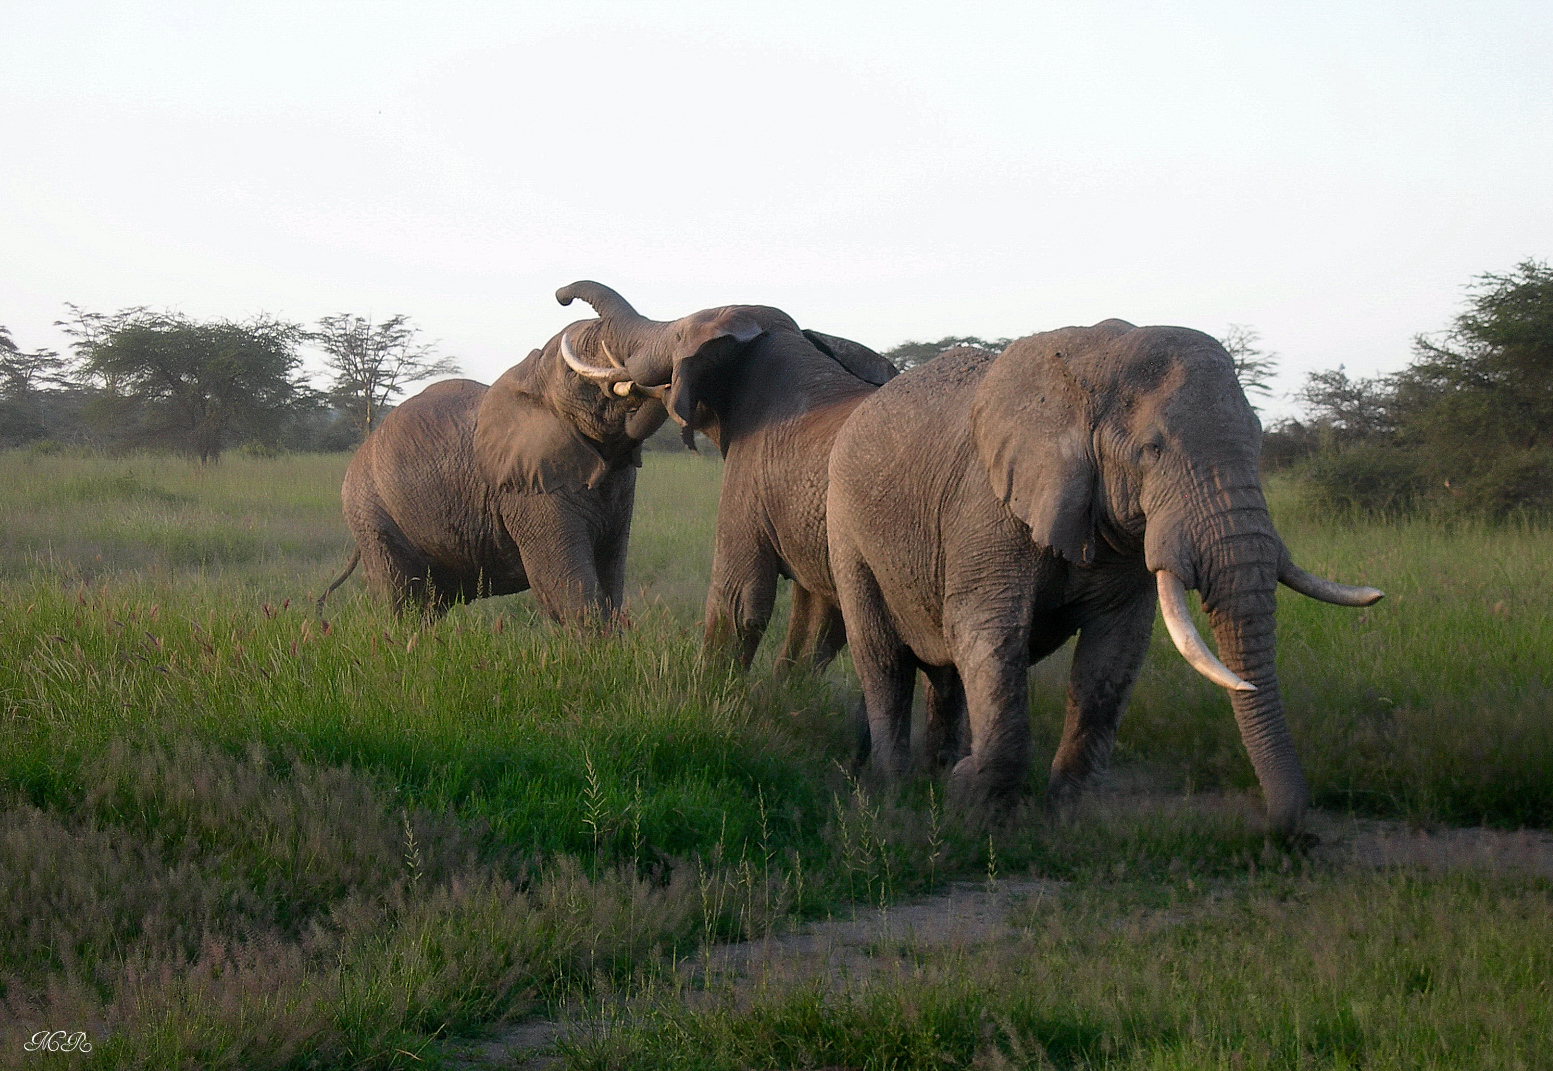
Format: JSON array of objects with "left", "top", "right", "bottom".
[
  {"left": 1290, "top": 260, "right": 1553, "bottom": 516},
  {"left": 881, "top": 335, "right": 1010, "bottom": 371},
  {"left": 61, "top": 306, "right": 309, "bottom": 462},
  {"left": 1295, "top": 365, "right": 1396, "bottom": 444},
  {"left": 0, "top": 326, "right": 68, "bottom": 395},
  {"left": 1219, "top": 324, "right": 1279, "bottom": 407},
  {"left": 0, "top": 325, "right": 71, "bottom": 444},
  {"left": 312, "top": 314, "right": 459, "bottom": 434},
  {"left": 1398, "top": 259, "right": 1553, "bottom": 452}
]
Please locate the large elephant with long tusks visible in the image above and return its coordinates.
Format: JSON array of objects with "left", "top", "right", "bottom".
[
  {"left": 317, "top": 290, "right": 668, "bottom": 623},
  {"left": 551, "top": 280, "right": 896, "bottom": 671},
  {"left": 826, "top": 321, "right": 1381, "bottom": 832}
]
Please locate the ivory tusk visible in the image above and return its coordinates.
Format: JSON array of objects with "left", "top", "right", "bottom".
[
  {"left": 1156, "top": 571, "right": 1257, "bottom": 693},
  {"left": 559, "top": 325, "right": 630, "bottom": 383},
  {"left": 597, "top": 336, "right": 626, "bottom": 369},
  {"left": 1279, "top": 564, "right": 1384, "bottom": 607}
]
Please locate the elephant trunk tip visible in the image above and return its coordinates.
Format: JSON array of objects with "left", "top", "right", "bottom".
[{"left": 555, "top": 281, "right": 643, "bottom": 322}]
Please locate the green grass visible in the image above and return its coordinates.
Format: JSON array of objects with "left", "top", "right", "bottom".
[
  {"left": 1, "top": 449, "right": 1549, "bottom": 1068},
  {"left": 576, "top": 869, "right": 1553, "bottom": 1070}
]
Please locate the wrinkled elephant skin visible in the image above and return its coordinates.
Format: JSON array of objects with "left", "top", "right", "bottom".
[
  {"left": 827, "top": 322, "right": 1380, "bottom": 832},
  {"left": 553, "top": 281, "right": 897, "bottom": 672},
  {"left": 324, "top": 304, "right": 667, "bottom": 624}
]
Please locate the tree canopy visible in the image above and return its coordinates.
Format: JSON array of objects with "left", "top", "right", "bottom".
[
  {"left": 312, "top": 314, "right": 459, "bottom": 433},
  {"left": 1396, "top": 259, "right": 1553, "bottom": 453},
  {"left": 61, "top": 307, "right": 309, "bottom": 462},
  {"left": 1288, "top": 259, "right": 1553, "bottom": 516},
  {"left": 0, "top": 325, "right": 71, "bottom": 446},
  {"left": 1218, "top": 324, "right": 1279, "bottom": 407},
  {"left": 881, "top": 335, "right": 1010, "bottom": 371}
]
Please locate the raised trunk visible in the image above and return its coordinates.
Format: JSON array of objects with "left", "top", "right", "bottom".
[{"left": 555, "top": 281, "right": 644, "bottom": 322}]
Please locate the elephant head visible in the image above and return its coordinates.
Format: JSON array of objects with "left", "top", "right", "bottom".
[
  {"left": 472, "top": 285, "right": 669, "bottom": 493},
  {"left": 553, "top": 281, "right": 893, "bottom": 450},
  {"left": 971, "top": 322, "right": 1380, "bottom": 830}
]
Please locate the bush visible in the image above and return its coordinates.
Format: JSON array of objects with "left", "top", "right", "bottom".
[
  {"left": 1298, "top": 445, "right": 1429, "bottom": 516},
  {"left": 1430, "top": 446, "right": 1553, "bottom": 519},
  {"left": 1259, "top": 419, "right": 1320, "bottom": 473},
  {"left": 1297, "top": 444, "right": 1553, "bottom": 520}
]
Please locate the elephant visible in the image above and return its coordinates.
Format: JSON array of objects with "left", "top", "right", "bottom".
[
  {"left": 548, "top": 281, "right": 896, "bottom": 671},
  {"left": 317, "top": 292, "right": 668, "bottom": 623},
  {"left": 826, "top": 321, "right": 1382, "bottom": 832}
]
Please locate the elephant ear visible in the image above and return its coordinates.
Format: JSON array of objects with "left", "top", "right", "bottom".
[
  {"left": 801, "top": 329, "right": 897, "bottom": 385},
  {"left": 474, "top": 356, "right": 610, "bottom": 492},
  {"left": 970, "top": 337, "right": 1100, "bottom": 564},
  {"left": 664, "top": 310, "right": 767, "bottom": 434}
]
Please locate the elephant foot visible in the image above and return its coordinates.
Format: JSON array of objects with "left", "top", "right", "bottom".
[
  {"left": 947, "top": 755, "right": 1022, "bottom": 819},
  {"left": 1042, "top": 767, "right": 1095, "bottom": 813}
]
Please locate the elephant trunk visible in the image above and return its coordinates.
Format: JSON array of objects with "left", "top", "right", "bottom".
[
  {"left": 620, "top": 330, "right": 679, "bottom": 388},
  {"left": 1149, "top": 476, "right": 1309, "bottom": 833},
  {"left": 1196, "top": 519, "right": 1309, "bottom": 833},
  {"left": 553, "top": 282, "right": 677, "bottom": 396},
  {"left": 555, "top": 281, "right": 645, "bottom": 322}
]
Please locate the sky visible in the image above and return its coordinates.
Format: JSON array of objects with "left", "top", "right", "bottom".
[{"left": 3, "top": 1, "right": 1550, "bottom": 418}]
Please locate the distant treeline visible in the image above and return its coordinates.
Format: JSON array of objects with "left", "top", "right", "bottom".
[
  {"left": 8, "top": 262, "right": 1550, "bottom": 517},
  {"left": 0, "top": 308, "right": 457, "bottom": 461},
  {"left": 1264, "top": 260, "right": 1553, "bottom": 519}
]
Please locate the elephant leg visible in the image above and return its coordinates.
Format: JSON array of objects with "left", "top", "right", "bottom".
[
  {"left": 774, "top": 585, "right": 846, "bottom": 676},
  {"left": 945, "top": 625, "right": 1033, "bottom": 813},
  {"left": 807, "top": 600, "right": 848, "bottom": 674},
  {"left": 1045, "top": 584, "right": 1156, "bottom": 807},
  {"left": 355, "top": 530, "right": 416, "bottom": 615},
  {"left": 703, "top": 543, "right": 778, "bottom": 670},
  {"left": 919, "top": 664, "right": 968, "bottom": 771},
  {"left": 774, "top": 583, "right": 817, "bottom": 674},
  {"left": 834, "top": 557, "right": 914, "bottom": 777},
  {"left": 594, "top": 527, "right": 630, "bottom": 623},
  {"left": 522, "top": 546, "right": 602, "bottom": 625},
  {"left": 592, "top": 479, "right": 635, "bottom": 624},
  {"left": 502, "top": 500, "right": 606, "bottom": 627}
]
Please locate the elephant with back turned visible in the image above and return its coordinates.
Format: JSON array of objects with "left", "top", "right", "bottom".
[
  {"left": 550, "top": 281, "right": 896, "bottom": 670},
  {"left": 827, "top": 321, "right": 1382, "bottom": 832},
  {"left": 319, "top": 288, "right": 667, "bottom": 622}
]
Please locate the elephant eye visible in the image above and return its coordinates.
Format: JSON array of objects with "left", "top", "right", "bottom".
[{"left": 1141, "top": 442, "right": 1164, "bottom": 462}]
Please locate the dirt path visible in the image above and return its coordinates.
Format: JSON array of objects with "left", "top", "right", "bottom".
[
  {"left": 1310, "top": 811, "right": 1553, "bottom": 878},
  {"left": 452, "top": 811, "right": 1553, "bottom": 1069}
]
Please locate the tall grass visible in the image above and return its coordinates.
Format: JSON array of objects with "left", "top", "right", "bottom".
[
  {"left": 1, "top": 449, "right": 1550, "bottom": 1067},
  {"left": 574, "top": 869, "right": 1553, "bottom": 1070}
]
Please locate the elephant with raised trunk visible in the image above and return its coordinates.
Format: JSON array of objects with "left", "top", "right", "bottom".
[
  {"left": 550, "top": 281, "right": 896, "bottom": 671},
  {"left": 826, "top": 321, "right": 1382, "bottom": 832},
  {"left": 318, "top": 290, "right": 668, "bottom": 622}
]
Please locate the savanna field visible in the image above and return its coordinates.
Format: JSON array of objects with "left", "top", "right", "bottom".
[{"left": 1, "top": 448, "right": 1550, "bottom": 1070}]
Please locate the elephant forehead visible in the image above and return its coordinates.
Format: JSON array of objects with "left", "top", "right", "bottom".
[{"left": 1117, "top": 326, "right": 1233, "bottom": 378}]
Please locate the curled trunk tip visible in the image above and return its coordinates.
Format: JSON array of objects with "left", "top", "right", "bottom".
[{"left": 555, "top": 281, "right": 642, "bottom": 321}]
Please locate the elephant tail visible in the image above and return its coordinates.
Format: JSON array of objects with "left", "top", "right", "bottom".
[{"left": 316, "top": 547, "right": 361, "bottom": 618}]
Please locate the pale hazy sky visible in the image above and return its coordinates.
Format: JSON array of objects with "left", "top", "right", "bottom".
[{"left": 4, "top": 1, "right": 1550, "bottom": 417}]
